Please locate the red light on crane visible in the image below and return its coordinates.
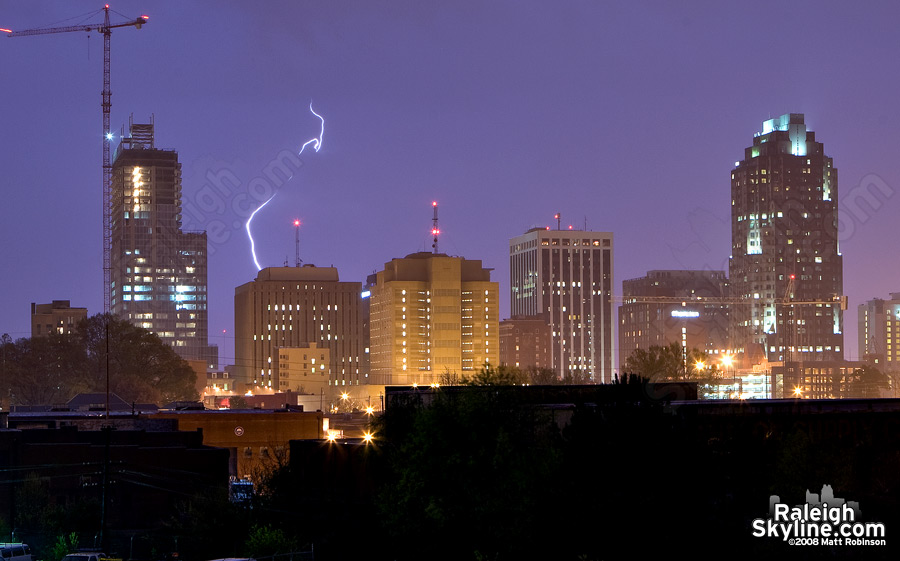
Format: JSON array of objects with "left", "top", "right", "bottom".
[
  {"left": 0, "top": 28, "right": 12, "bottom": 33},
  {"left": 432, "top": 201, "right": 437, "bottom": 207},
  {"left": 293, "top": 219, "right": 300, "bottom": 226},
  {"left": 432, "top": 228, "right": 440, "bottom": 235},
  {"left": 105, "top": 4, "right": 110, "bottom": 9},
  {"left": 141, "top": 15, "right": 149, "bottom": 20}
]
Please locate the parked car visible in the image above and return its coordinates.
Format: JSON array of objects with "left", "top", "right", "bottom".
[
  {"left": 0, "top": 543, "right": 33, "bottom": 561},
  {"left": 61, "top": 552, "right": 106, "bottom": 561}
]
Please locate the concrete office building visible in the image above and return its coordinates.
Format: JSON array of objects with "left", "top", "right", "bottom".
[
  {"left": 368, "top": 252, "right": 500, "bottom": 386},
  {"left": 234, "top": 266, "right": 366, "bottom": 393},
  {"left": 509, "top": 227, "right": 614, "bottom": 383},
  {"left": 619, "top": 270, "right": 730, "bottom": 367},
  {"left": 859, "top": 294, "right": 900, "bottom": 371},
  {"left": 30, "top": 300, "right": 88, "bottom": 337},
  {"left": 499, "top": 315, "right": 552, "bottom": 371}
]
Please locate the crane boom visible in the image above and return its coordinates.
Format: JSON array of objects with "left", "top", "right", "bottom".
[
  {"left": 4, "top": 17, "right": 146, "bottom": 37},
  {"left": 5, "top": 6, "right": 148, "bottom": 314},
  {"left": 611, "top": 294, "right": 845, "bottom": 307}
]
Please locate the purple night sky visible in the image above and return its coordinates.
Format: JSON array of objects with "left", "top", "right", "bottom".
[{"left": 2, "top": 1, "right": 899, "bottom": 368}]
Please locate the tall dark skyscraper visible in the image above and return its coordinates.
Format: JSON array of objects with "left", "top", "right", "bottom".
[
  {"left": 110, "top": 118, "right": 215, "bottom": 367},
  {"left": 509, "top": 227, "right": 614, "bottom": 383},
  {"left": 729, "top": 114, "right": 843, "bottom": 366}
]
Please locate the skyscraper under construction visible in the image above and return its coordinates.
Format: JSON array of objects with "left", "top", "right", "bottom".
[{"left": 110, "top": 118, "right": 215, "bottom": 367}]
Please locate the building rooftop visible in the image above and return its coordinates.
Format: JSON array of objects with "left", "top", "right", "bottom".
[{"left": 254, "top": 265, "right": 340, "bottom": 282}]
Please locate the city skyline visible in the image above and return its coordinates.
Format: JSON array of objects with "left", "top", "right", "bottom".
[{"left": 3, "top": 2, "right": 900, "bottom": 369}]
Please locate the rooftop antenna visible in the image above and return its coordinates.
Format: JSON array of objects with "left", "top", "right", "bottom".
[
  {"left": 431, "top": 201, "right": 440, "bottom": 254},
  {"left": 293, "top": 219, "right": 302, "bottom": 266},
  {"left": 554, "top": 212, "right": 561, "bottom": 230}
]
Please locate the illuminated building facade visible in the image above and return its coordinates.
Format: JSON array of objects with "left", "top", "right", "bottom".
[
  {"left": 509, "top": 228, "right": 614, "bottom": 383},
  {"left": 110, "top": 119, "right": 215, "bottom": 367},
  {"left": 234, "top": 266, "right": 366, "bottom": 392},
  {"left": 858, "top": 294, "right": 900, "bottom": 371},
  {"left": 368, "top": 252, "right": 500, "bottom": 386},
  {"left": 619, "top": 270, "right": 730, "bottom": 366},
  {"left": 30, "top": 300, "right": 88, "bottom": 337},
  {"left": 730, "top": 113, "right": 843, "bottom": 366}
]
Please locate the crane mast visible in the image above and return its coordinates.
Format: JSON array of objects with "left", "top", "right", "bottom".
[{"left": 5, "top": 6, "right": 148, "bottom": 313}]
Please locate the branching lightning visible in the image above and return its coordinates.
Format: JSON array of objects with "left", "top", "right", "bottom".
[{"left": 246, "top": 102, "right": 325, "bottom": 270}]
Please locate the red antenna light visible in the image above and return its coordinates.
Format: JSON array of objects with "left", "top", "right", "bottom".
[
  {"left": 568, "top": 225, "right": 573, "bottom": 230},
  {"left": 0, "top": 28, "right": 12, "bottom": 34},
  {"left": 432, "top": 201, "right": 437, "bottom": 207},
  {"left": 545, "top": 226, "right": 550, "bottom": 230},
  {"left": 293, "top": 219, "right": 300, "bottom": 227},
  {"left": 141, "top": 15, "right": 149, "bottom": 20},
  {"left": 790, "top": 274, "right": 795, "bottom": 280}
]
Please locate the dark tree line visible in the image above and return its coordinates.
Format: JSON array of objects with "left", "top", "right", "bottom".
[{"left": 0, "top": 314, "right": 198, "bottom": 407}]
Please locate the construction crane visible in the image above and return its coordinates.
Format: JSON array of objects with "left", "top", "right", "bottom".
[
  {"left": 5, "top": 5, "right": 149, "bottom": 313},
  {"left": 612, "top": 292, "right": 846, "bottom": 309}
]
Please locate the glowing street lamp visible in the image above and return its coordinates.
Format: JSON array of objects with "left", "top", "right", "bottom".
[
  {"left": 362, "top": 432, "right": 373, "bottom": 444},
  {"left": 793, "top": 386, "right": 803, "bottom": 398}
]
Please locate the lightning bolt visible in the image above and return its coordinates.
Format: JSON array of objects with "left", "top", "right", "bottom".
[{"left": 246, "top": 102, "right": 325, "bottom": 270}]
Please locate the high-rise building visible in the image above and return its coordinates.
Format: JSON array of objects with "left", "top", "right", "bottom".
[
  {"left": 368, "top": 252, "right": 500, "bottom": 386},
  {"left": 234, "top": 266, "right": 366, "bottom": 392},
  {"left": 858, "top": 294, "right": 900, "bottom": 371},
  {"left": 509, "top": 228, "right": 614, "bottom": 383},
  {"left": 619, "top": 270, "right": 730, "bottom": 367},
  {"left": 110, "top": 118, "right": 215, "bottom": 367},
  {"left": 730, "top": 114, "right": 843, "bottom": 367},
  {"left": 30, "top": 300, "right": 88, "bottom": 337}
]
